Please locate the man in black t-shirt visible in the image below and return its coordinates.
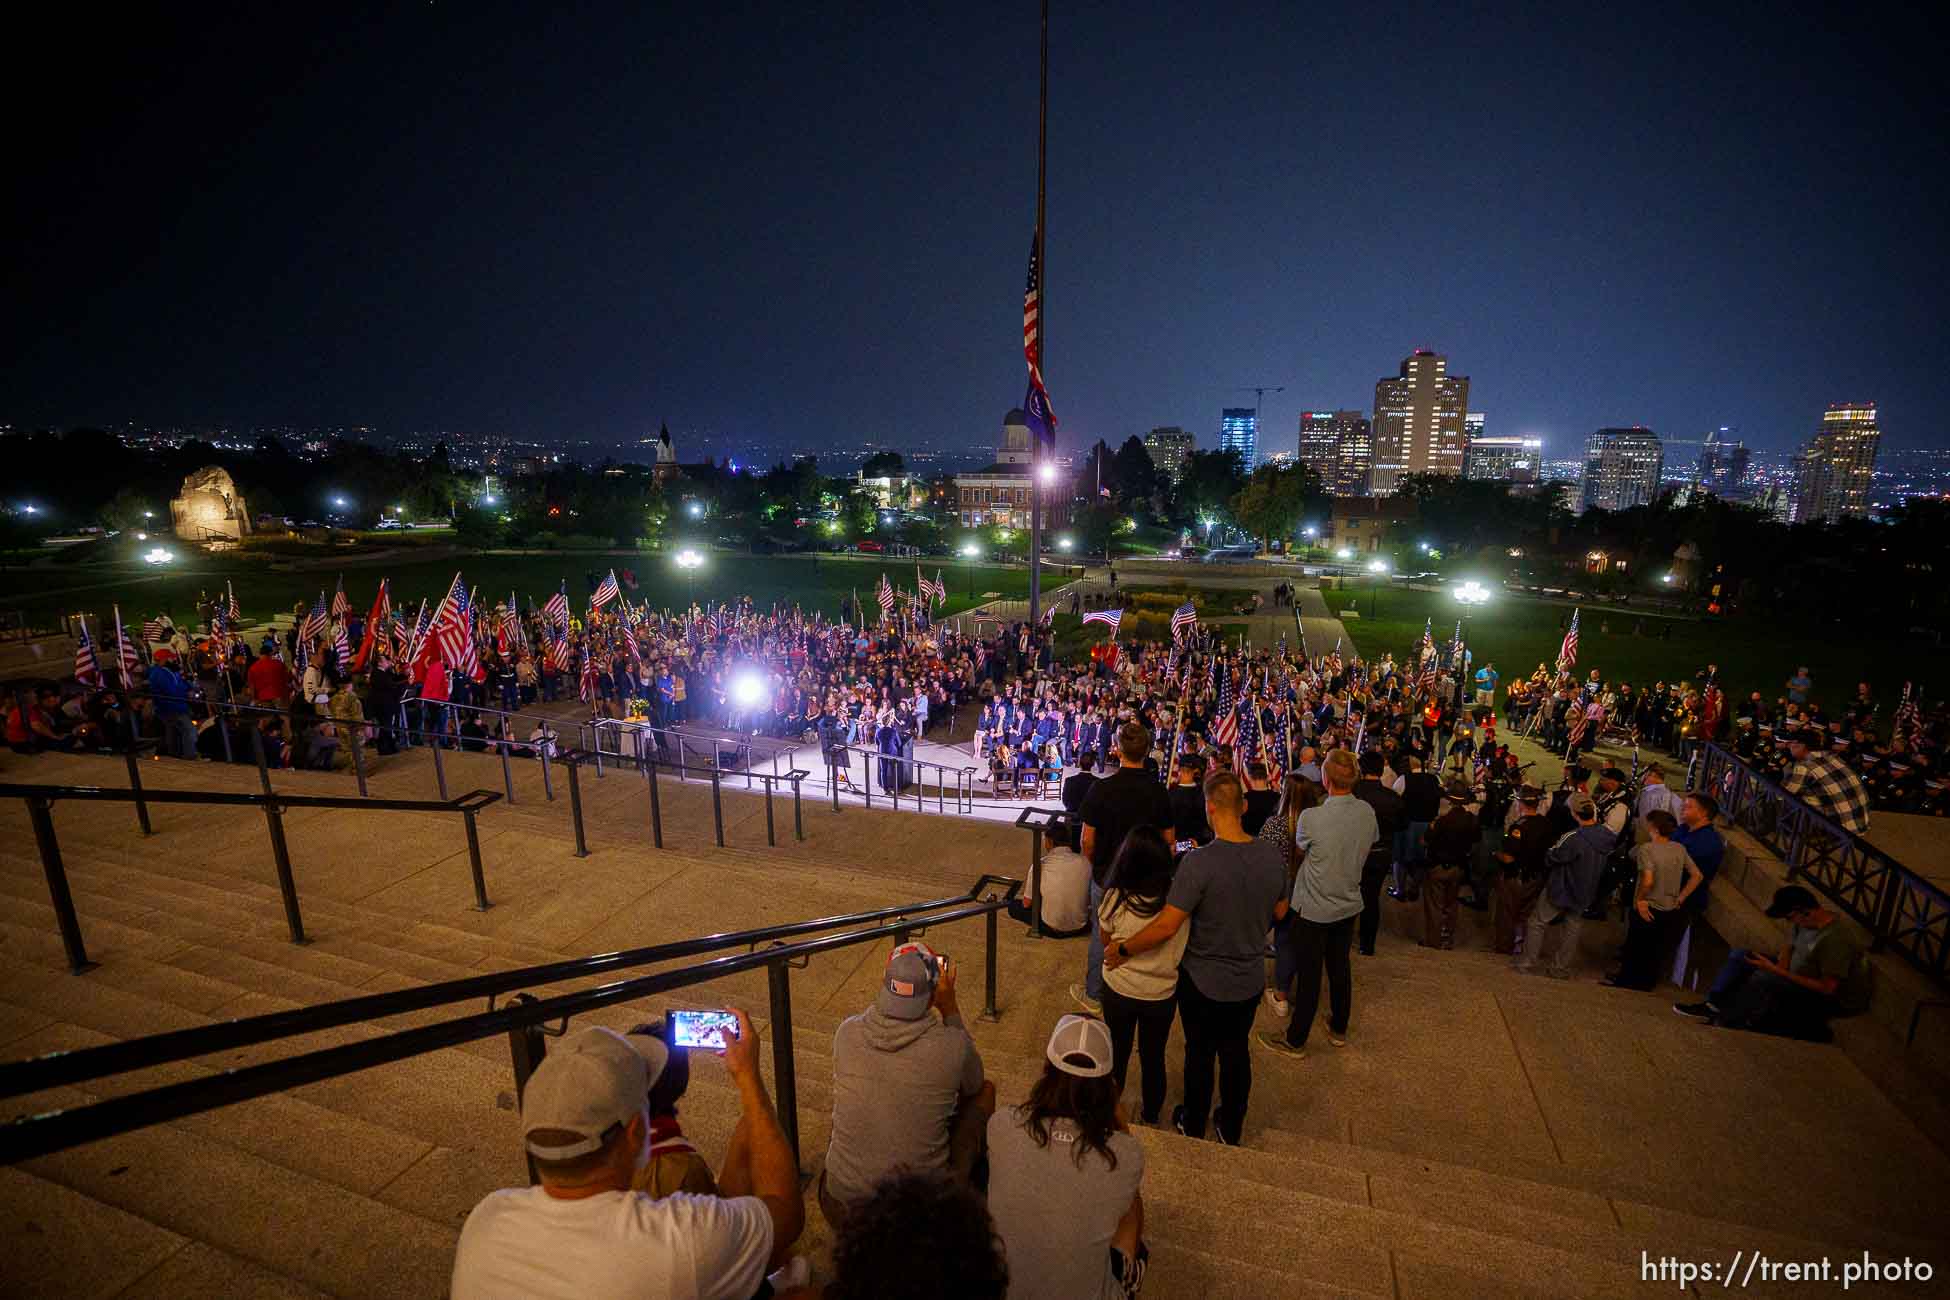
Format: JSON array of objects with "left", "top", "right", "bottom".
[
  {"left": 1352, "top": 751, "right": 1407, "bottom": 956},
  {"left": 1167, "top": 752, "right": 1213, "bottom": 846},
  {"left": 1242, "top": 760, "right": 1281, "bottom": 836},
  {"left": 1073, "top": 722, "right": 1175, "bottom": 1014}
]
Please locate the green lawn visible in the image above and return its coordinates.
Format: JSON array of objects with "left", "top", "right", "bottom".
[
  {"left": 0, "top": 550, "right": 1039, "bottom": 628},
  {"left": 1321, "top": 584, "right": 1950, "bottom": 712}
]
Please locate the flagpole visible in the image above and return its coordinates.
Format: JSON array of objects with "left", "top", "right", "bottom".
[{"left": 1027, "top": 0, "right": 1049, "bottom": 632}]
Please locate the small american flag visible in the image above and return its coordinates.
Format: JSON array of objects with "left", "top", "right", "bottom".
[
  {"left": 73, "top": 619, "right": 102, "bottom": 686},
  {"left": 544, "top": 583, "right": 570, "bottom": 631},
  {"left": 300, "top": 593, "right": 328, "bottom": 647},
  {"left": 1080, "top": 608, "right": 1121, "bottom": 635},
  {"left": 141, "top": 617, "right": 165, "bottom": 645},
  {"left": 330, "top": 577, "right": 350, "bottom": 621},
  {"left": 1557, "top": 608, "right": 1581, "bottom": 672},
  {"left": 1212, "top": 670, "right": 1239, "bottom": 746},
  {"left": 933, "top": 570, "right": 947, "bottom": 607},
  {"left": 112, "top": 605, "right": 139, "bottom": 687},
  {"left": 227, "top": 582, "right": 240, "bottom": 624},
  {"left": 428, "top": 573, "right": 483, "bottom": 681},
  {"left": 1170, "top": 601, "right": 1197, "bottom": 641},
  {"left": 578, "top": 647, "right": 602, "bottom": 703},
  {"left": 545, "top": 626, "right": 572, "bottom": 672},
  {"left": 1893, "top": 682, "right": 1923, "bottom": 748},
  {"left": 876, "top": 574, "right": 895, "bottom": 618},
  {"left": 590, "top": 570, "right": 620, "bottom": 612}
]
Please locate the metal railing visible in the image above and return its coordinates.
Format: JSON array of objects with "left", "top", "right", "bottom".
[
  {"left": 1013, "top": 805, "right": 1070, "bottom": 938},
  {"left": 1696, "top": 741, "right": 1950, "bottom": 986},
  {"left": 0, "top": 874, "right": 1023, "bottom": 1170},
  {"left": 0, "top": 778, "right": 502, "bottom": 974},
  {"left": 551, "top": 747, "right": 811, "bottom": 855},
  {"left": 799, "top": 741, "right": 977, "bottom": 815}
]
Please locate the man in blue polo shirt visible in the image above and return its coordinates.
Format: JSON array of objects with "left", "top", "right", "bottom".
[{"left": 1473, "top": 662, "right": 1499, "bottom": 707}]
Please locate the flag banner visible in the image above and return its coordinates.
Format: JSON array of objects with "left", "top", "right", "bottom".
[
  {"left": 330, "top": 576, "right": 350, "bottom": 622},
  {"left": 1170, "top": 601, "right": 1197, "bottom": 640},
  {"left": 1080, "top": 608, "right": 1121, "bottom": 633},
  {"left": 545, "top": 583, "right": 571, "bottom": 630}
]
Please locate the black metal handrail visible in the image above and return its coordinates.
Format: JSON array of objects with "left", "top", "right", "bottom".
[
  {"left": 0, "top": 878, "right": 1016, "bottom": 1098},
  {"left": 1696, "top": 741, "right": 1950, "bottom": 986},
  {"left": 0, "top": 874, "right": 1022, "bottom": 1168},
  {"left": 0, "top": 779, "right": 503, "bottom": 972}
]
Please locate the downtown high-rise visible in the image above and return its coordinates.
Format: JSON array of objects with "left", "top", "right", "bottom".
[
  {"left": 1790, "top": 403, "right": 1881, "bottom": 523},
  {"left": 1142, "top": 426, "right": 1196, "bottom": 484},
  {"left": 1297, "top": 409, "right": 1372, "bottom": 496},
  {"left": 1580, "top": 427, "right": 1665, "bottom": 512},
  {"left": 1369, "top": 350, "right": 1469, "bottom": 494},
  {"left": 1218, "top": 408, "right": 1257, "bottom": 467}
]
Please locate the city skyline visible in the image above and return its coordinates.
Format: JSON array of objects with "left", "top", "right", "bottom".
[{"left": 4, "top": 6, "right": 1939, "bottom": 455}]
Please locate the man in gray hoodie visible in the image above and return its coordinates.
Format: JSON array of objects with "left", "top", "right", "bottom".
[
  {"left": 819, "top": 941, "right": 994, "bottom": 1226},
  {"left": 1515, "top": 795, "right": 1611, "bottom": 979}
]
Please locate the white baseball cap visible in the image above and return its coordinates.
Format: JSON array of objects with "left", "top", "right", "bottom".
[
  {"left": 521, "top": 1026, "right": 669, "bottom": 1160},
  {"left": 1045, "top": 1014, "right": 1113, "bottom": 1079}
]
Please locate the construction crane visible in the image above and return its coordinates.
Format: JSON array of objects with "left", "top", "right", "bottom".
[{"left": 1237, "top": 385, "right": 1285, "bottom": 465}]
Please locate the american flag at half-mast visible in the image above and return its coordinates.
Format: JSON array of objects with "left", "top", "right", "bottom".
[
  {"left": 73, "top": 616, "right": 102, "bottom": 686},
  {"left": 1170, "top": 601, "right": 1197, "bottom": 640},
  {"left": 1557, "top": 608, "right": 1581, "bottom": 672},
  {"left": 590, "top": 569, "right": 620, "bottom": 612},
  {"left": 1020, "top": 234, "right": 1057, "bottom": 451}
]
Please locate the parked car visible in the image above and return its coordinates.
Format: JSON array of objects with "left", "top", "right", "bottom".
[{"left": 857, "top": 540, "right": 884, "bottom": 552}]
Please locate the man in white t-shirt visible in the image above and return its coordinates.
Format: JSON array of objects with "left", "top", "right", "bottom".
[{"left": 452, "top": 1013, "right": 804, "bottom": 1299}]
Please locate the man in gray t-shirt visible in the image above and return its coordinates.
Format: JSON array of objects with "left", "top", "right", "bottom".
[
  {"left": 1264, "top": 748, "right": 1377, "bottom": 1056},
  {"left": 1104, "top": 770, "right": 1283, "bottom": 1144}
]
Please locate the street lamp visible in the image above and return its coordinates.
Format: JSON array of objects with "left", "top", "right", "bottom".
[
  {"left": 675, "top": 547, "right": 704, "bottom": 606},
  {"left": 1366, "top": 558, "right": 1390, "bottom": 618},
  {"left": 960, "top": 542, "right": 980, "bottom": 595}
]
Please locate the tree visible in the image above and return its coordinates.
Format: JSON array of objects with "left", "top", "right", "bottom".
[
  {"left": 99, "top": 486, "right": 158, "bottom": 533},
  {"left": 1230, "top": 463, "right": 1311, "bottom": 551},
  {"left": 860, "top": 451, "right": 905, "bottom": 478},
  {"left": 1174, "top": 449, "right": 1249, "bottom": 527},
  {"left": 1107, "top": 436, "right": 1163, "bottom": 515}
]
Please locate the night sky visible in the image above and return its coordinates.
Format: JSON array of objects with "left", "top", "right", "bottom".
[{"left": 6, "top": 3, "right": 1942, "bottom": 457}]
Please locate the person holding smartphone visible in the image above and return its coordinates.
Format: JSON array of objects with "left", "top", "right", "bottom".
[
  {"left": 821, "top": 942, "right": 994, "bottom": 1229},
  {"left": 451, "top": 1011, "right": 805, "bottom": 1299}
]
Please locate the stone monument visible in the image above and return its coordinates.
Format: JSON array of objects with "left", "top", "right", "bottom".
[{"left": 170, "top": 466, "right": 252, "bottom": 543}]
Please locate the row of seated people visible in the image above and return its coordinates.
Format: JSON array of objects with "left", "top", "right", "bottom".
[{"left": 453, "top": 945, "right": 1145, "bottom": 1300}]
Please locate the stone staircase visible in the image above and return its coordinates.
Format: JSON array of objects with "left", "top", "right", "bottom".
[{"left": 1, "top": 748, "right": 1946, "bottom": 1298}]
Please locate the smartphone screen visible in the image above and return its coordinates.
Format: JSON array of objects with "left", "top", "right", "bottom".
[
  {"left": 668, "top": 1009, "right": 739, "bottom": 1052},
  {"left": 1174, "top": 839, "right": 1196, "bottom": 854}
]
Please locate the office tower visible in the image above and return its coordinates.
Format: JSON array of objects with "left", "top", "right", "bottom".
[
  {"left": 1580, "top": 427, "right": 1666, "bottom": 512},
  {"left": 1142, "top": 427, "right": 1196, "bottom": 484},
  {"left": 1464, "top": 412, "right": 1485, "bottom": 446},
  {"left": 1369, "top": 350, "right": 1469, "bottom": 494},
  {"left": 1790, "top": 403, "right": 1882, "bottom": 523},
  {"left": 1297, "top": 409, "right": 1372, "bottom": 495},
  {"left": 1696, "top": 427, "right": 1752, "bottom": 499},
  {"left": 1463, "top": 435, "right": 1544, "bottom": 482},
  {"left": 1218, "top": 408, "right": 1257, "bottom": 467}
]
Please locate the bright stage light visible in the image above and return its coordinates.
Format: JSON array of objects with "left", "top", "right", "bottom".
[
  {"left": 731, "top": 673, "right": 767, "bottom": 709},
  {"left": 675, "top": 548, "right": 703, "bottom": 570},
  {"left": 143, "top": 547, "right": 174, "bottom": 565},
  {"left": 1452, "top": 580, "right": 1491, "bottom": 606}
]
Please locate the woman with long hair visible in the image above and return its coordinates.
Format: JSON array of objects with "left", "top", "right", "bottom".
[
  {"left": 985, "top": 1016, "right": 1147, "bottom": 1300},
  {"left": 1096, "top": 828, "right": 1183, "bottom": 1126},
  {"left": 1258, "top": 774, "right": 1324, "bottom": 1019}
]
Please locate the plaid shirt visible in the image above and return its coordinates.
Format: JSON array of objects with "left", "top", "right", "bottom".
[{"left": 1783, "top": 752, "right": 1872, "bottom": 834}]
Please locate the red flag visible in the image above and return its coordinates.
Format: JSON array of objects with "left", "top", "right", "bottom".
[{"left": 353, "top": 578, "right": 392, "bottom": 673}]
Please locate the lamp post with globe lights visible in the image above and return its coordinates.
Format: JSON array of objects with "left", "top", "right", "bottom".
[
  {"left": 960, "top": 541, "right": 980, "bottom": 596},
  {"left": 1366, "top": 557, "right": 1390, "bottom": 618}
]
